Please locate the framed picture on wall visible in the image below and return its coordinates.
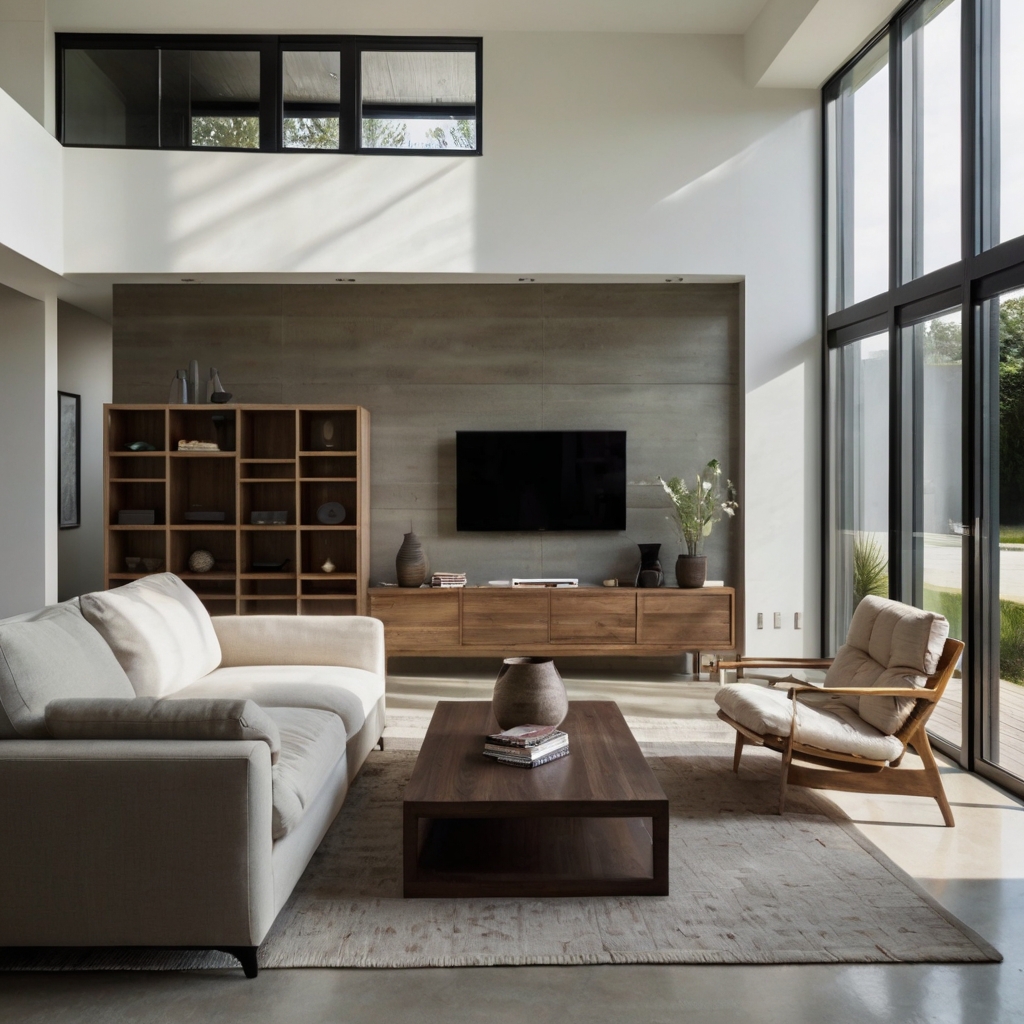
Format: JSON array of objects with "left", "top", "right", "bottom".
[{"left": 58, "top": 391, "right": 80, "bottom": 529}]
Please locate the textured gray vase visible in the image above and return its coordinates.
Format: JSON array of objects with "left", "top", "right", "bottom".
[
  {"left": 492, "top": 657, "right": 569, "bottom": 730},
  {"left": 676, "top": 554, "right": 707, "bottom": 588},
  {"left": 395, "top": 531, "right": 428, "bottom": 587}
]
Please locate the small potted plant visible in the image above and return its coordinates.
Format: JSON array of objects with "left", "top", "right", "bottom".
[{"left": 659, "top": 460, "right": 738, "bottom": 588}]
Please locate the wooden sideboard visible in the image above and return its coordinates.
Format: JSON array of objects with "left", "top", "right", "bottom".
[{"left": 369, "top": 586, "right": 735, "bottom": 659}]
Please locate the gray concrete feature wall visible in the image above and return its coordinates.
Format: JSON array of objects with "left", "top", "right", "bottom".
[{"left": 112, "top": 283, "right": 741, "bottom": 589}]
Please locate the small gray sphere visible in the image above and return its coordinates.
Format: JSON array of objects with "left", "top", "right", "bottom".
[{"left": 188, "top": 549, "right": 215, "bottom": 574}]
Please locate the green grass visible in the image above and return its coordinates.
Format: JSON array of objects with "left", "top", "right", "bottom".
[
  {"left": 921, "top": 585, "right": 1024, "bottom": 685},
  {"left": 1000, "top": 526, "right": 1024, "bottom": 544}
]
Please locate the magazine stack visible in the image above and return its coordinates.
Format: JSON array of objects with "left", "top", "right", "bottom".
[{"left": 482, "top": 724, "right": 569, "bottom": 768}]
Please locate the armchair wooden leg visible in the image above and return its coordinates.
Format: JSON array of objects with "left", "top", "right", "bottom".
[
  {"left": 909, "top": 725, "right": 955, "bottom": 827},
  {"left": 779, "top": 737, "right": 794, "bottom": 815},
  {"left": 732, "top": 731, "right": 745, "bottom": 773}
]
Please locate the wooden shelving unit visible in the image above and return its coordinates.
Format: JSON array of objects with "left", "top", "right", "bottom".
[{"left": 104, "top": 404, "right": 370, "bottom": 617}]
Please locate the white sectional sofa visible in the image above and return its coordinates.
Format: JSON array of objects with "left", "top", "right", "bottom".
[{"left": 0, "top": 573, "right": 386, "bottom": 977}]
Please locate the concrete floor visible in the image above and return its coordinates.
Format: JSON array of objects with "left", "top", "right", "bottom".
[{"left": 2, "top": 664, "right": 1023, "bottom": 1024}]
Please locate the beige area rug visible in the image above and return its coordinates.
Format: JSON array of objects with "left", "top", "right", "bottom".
[{"left": 0, "top": 717, "right": 1001, "bottom": 970}]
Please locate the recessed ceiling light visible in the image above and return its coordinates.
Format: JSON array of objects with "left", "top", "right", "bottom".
[
  {"left": 517, "top": 277, "right": 536, "bottom": 283},
  {"left": 664, "top": 277, "right": 685, "bottom": 283},
  {"left": 335, "top": 278, "right": 356, "bottom": 283},
  {"left": 181, "top": 278, "right": 196, "bottom": 283}
]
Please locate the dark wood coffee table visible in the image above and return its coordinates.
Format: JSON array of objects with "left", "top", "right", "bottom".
[{"left": 403, "top": 700, "right": 669, "bottom": 898}]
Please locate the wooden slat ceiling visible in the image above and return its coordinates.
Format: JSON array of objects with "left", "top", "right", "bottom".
[
  {"left": 360, "top": 50, "right": 476, "bottom": 105},
  {"left": 189, "top": 50, "right": 260, "bottom": 102}
]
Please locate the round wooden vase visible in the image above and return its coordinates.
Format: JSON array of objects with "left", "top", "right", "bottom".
[
  {"left": 492, "top": 657, "right": 569, "bottom": 730},
  {"left": 675, "top": 554, "right": 707, "bottom": 588},
  {"left": 395, "top": 531, "right": 428, "bottom": 587}
]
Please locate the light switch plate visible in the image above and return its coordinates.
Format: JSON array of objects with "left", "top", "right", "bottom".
[
  {"left": 757, "top": 612, "right": 763, "bottom": 629},
  {"left": 794, "top": 612, "right": 802, "bottom": 629},
  {"left": 773, "top": 612, "right": 782, "bottom": 629}
]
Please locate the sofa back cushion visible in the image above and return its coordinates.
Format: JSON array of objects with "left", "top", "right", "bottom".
[
  {"left": 0, "top": 601, "right": 135, "bottom": 738},
  {"left": 825, "top": 595, "right": 949, "bottom": 734},
  {"left": 80, "top": 574, "right": 222, "bottom": 698}
]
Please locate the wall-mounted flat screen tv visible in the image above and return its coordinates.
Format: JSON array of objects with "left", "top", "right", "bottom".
[{"left": 456, "top": 430, "right": 626, "bottom": 531}]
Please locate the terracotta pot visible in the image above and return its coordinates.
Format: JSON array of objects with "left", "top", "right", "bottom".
[
  {"left": 395, "top": 531, "right": 428, "bottom": 587},
  {"left": 675, "top": 554, "right": 707, "bottom": 589},
  {"left": 492, "top": 657, "right": 568, "bottom": 730}
]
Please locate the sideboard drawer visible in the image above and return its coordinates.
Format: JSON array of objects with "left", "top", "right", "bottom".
[
  {"left": 371, "top": 590, "right": 460, "bottom": 649},
  {"left": 637, "top": 591, "right": 734, "bottom": 647},
  {"left": 462, "top": 589, "right": 549, "bottom": 645},
  {"left": 550, "top": 590, "right": 636, "bottom": 643}
]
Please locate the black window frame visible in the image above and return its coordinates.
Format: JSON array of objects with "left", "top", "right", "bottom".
[
  {"left": 822, "top": 0, "right": 1024, "bottom": 800},
  {"left": 55, "top": 33, "right": 483, "bottom": 156}
]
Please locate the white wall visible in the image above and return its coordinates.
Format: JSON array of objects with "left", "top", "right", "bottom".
[
  {"left": 0, "top": 283, "right": 57, "bottom": 617},
  {"left": 62, "top": 33, "right": 820, "bottom": 654},
  {"left": 57, "top": 300, "right": 111, "bottom": 600}
]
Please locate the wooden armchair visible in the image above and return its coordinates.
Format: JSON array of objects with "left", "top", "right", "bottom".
[{"left": 714, "top": 597, "right": 962, "bottom": 826}]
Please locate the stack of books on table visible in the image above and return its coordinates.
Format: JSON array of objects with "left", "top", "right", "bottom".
[
  {"left": 431, "top": 572, "right": 467, "bottom": 588},
  {"left": 482, "top": 724, "right": 569, "bottom": 768}
]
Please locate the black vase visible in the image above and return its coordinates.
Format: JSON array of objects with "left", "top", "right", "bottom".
[{"left": 636, "top": 543, "right": 664, "bottom": 588}]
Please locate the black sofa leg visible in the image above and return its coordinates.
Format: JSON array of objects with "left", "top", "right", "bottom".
[
  {"left": 377, "top": 735, "right": 385, "bottom": 750},
  {"left": 219, "top": 946, "right": 259, "bottom": 978}
]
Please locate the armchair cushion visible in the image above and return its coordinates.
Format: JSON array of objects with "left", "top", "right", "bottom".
[
  {"left": 825, "top": 596, "right": 949, "bottom": 734},
  {"left": 80, "top": 574, "right": 222, "bottom": 698},
  {"left": 44, "top": 697, "right": 282, "bottom": 764},
  {"left": 715, "top": 683, "right": 904, "bottom": 762},
  {"left": 0, "top": 603, "right": 135, "bottom": 739}
]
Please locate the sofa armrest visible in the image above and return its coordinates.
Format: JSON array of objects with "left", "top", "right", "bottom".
[
  {"left": 45, "top": 697, "right": 281, "bottom": 763},
  {"left": 0, "top": 738, "right": 275, "bottom": 948},
  {"left": 212, "top": 614, "right": 385, "bottom": 677}
]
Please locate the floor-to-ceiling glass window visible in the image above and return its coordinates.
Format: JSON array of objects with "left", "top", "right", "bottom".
[{"left": 825, "top": 0, "right": 1024, "bottom": 794}]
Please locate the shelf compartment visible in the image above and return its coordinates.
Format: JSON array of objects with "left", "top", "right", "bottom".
[
  {"left": 299, "top": 455, "right": 357, "bottom": 479},
  {"left": 300, "top": 410, "right": 357, "bottom": 454},
  {"left": 241, "top": 578, "right": 296, "bottom": 597},
  {"left": 170, "top": 529, "right": 237, "bottom": 576},
  {"left": 182, "top": 578, "right": 236, "bottom": 599},
  {"left": 242, "top": 481, "right": 296, "bottom": 526},
  {"left": 169, "top": 408, "right": 236, "bottom": 453},
  {"left": 241, "top": 598, "right": 297, "bottom": 616},
  {"left": 170, "top": 457, "right": 237, "bottom": 525},
  {"left": 108, "top": 454, "right": 165, "bottom": 479},
  {"left": 300, "top": 529, "right": 356, "bottom": 575},
  {"left": 200, "top": 597, "right": 238, "bottom": 617},
  {"left": 109, "top": 481, "right": 167, "bottom": 526},
  {"left": 241, "top": 409, "right": 295, "bottom": 460},
  {"left": 302, "top": 577, "right": 357, "bottom": 597},
  {"left": 301, "top": 481, "right": 356, "bottom": 526},
  {"left": 241, "top": 461, "right": 295, "bottom": 481},
  {"left": 108, "top": 408, "right": 166, "bottom": 453},
  {"left": 241, "top": 529, "right": 297, "bottom": 575},
  {"left": 108, "top": 530, "right": 167, "bottom": 576},
  {"left": 299, "top": 598, "right": 357, "bottom": 616}
]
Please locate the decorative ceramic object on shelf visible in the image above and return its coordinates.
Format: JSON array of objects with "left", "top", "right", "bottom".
[
  {"left": 124, "top": 557, "right": 141, "bottom": 571},
  {"left": 206, "top": 367, "right": 232, "bottom": 404},
  {"left": 169, "top": 370, "right": 188, "bottom": 404},
  {"left": 188, "top": 549, "right": 215, "bottom": 573},
  {"left": 316, "top": 501, "right": 346, "bottom": 525},
  {"left": 491, "top": 657, "right": 568, "bottom": 730},
  {"left": 636, "top": 543, "right": 664, "bottom": 588},
  {"left": 188, "top": 359, "right": 200, "bottom": 405},
  {"left": 396, "top": 530, "right": 428, "bottom": 587},
  {"left": 321, "top": 557, "right": 336, "bottom": 574},
  {"left": 142, "top": 558, "right": 164, "bottom": 572},
  {"left": 675, "top": 554, "right": 708, "bottom": 589}
]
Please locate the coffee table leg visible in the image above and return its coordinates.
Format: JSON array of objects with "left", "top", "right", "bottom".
[
  {"left": 403, "top": 806, "right": 419, "bottom": 897},
  {"left": 652, "top": 809, "right": 669, "bottom": 895}
]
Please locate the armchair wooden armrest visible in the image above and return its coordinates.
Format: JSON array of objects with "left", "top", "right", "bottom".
[
  {"left": 717, "top": 658, "right": 833, "bottom": 670},
  {"left": 785, "top": 684, "right": 937, "bottom": 702}
]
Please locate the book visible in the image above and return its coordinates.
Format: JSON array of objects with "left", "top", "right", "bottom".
[
  {"left": 485, "top": 725, "right": 564, "bottom": 747},
  {"left": 483, "top": 734, "right": 568, "bottom": 760},
  {"left": 493, "top": 747, "right": 570, "bottom": 769}
]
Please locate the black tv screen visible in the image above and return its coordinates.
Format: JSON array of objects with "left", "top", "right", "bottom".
[{"left": 456, "top": 431, "right": 626, "bottom": 531}]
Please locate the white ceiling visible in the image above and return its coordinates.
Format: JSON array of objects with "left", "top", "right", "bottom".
[{"left": 48, "top": 0, "right": 774, "bottom": 36}]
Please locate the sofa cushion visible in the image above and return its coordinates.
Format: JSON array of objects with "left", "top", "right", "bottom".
[
  {"left": 715, "top": 683, "right": 904, "bottom": 763},
  {"left": 80, "top": 574, "right": 222, "bottom": 698},
  {"left": 264, "top": 707, "right": 347, "bottom": 839},
  {"left": 45, "top": 696, "right": 282, "bottom": 764},
  {"left": 0, "top": 602, "right": 135, "bottom": 738},
  {"left": 825, "top": 596, "right": 949, "bottom": 734},
  {"left": 171, "top": 664, "right": 383, "bottom": 740}
]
